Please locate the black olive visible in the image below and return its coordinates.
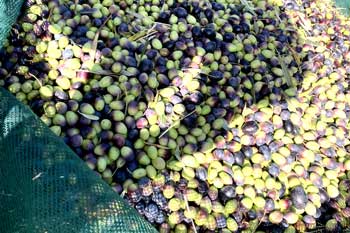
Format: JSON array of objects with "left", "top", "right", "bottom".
[
  {"left": 191, "top": 26, "right": 202, "bottom": 37},
  {"left": 232, "top": 25, "right": 242, "bottom": 33},
  {"left": 206, "top": 114, "right": 216, "bottom": 124},
  {"left": 240, "top": 59, "right": 251, "bottom": 72},
  {"left": 118, "top": 22, "right": 129, "bottom": 34},
  {"left": 277, "top": 34, "right": 288, "bottom": 43},
  {"left": 186, "top": 46, "right": 197, "bottom": 57},
  {"left": 234, "top": 151, "right": 244, "bottom": 166},
  {"left": 203, "top": 27, "right": 216, "bottom": 39},
  {"left": 124, "top": 56, "right": 137, "bottom": 67},
  {"left": 196, "top": 167, "right": 208, "bottom": 182},
  {"left": 212, "top": 2, "right": 225, "bottom": 11},
  {"left": 139, "top": 58, "right": 154, "bottom": 73},
  {"left": 198, "top": 181, "right": 209, "bottom": 195},
  {"left": 158, "top": 11, "right": 170, "bottom": 23},
  {"left": 174, "top": 7, "right": 188, "bottom": 18},
  {"left": 240, "top": 22, "right": 250, "bottom": 33},
  {"left": 204, "top": 9, "right": 213, "bottom": 21},
  {"left": 205, "top": 41, "right": 217, "bottom": 52},
  {"left": 93, "top": 18, "right": 103, "bottom": 27},
  {"left": 291, "top": 186, "right": 308, "bottom": 209},
  {"left": 213, "top": 108, "right": 226, "bottom": 118},
  {"left": 223, "top": 32, "right": 235, "bottom": 42},
  {"left": 128, "top": 129, "right": 139, "bottom": 141},
  {"left": 283, "top": 120, "right": 294, "bottom": 133},
  {"left": 242, "top": 121, "right": 259, "bottom": 135},
  {"left": 209, "top": 70, "right": 224, "bottom": 81},
  {"left": 241, "top": 146, "right": 253, "bottom": 158},
  {"left": 220, "top": 186, "right": 236, "bottom": 199}
]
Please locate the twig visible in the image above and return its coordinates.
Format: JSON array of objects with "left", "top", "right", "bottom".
[
  {"left": 183, "top": 193, "right": 198, "bottom": 233},
  {"left": 159, "top": 109, "right": 196, "bottom": 138}
]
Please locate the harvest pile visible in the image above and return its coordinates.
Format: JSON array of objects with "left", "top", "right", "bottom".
[{"left": 1, "top": 0, "right": 350, "bottom": 232}]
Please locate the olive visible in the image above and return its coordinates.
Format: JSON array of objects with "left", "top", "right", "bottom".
[
  {"left": 291, "top": 186, "right": 308, "bottom": 210},
  {"left": 242, "top": 121, "right": 259, "bottom": 135}
]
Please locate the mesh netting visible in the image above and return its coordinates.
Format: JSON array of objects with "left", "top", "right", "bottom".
[
  {"left": 0, "top": 0, "right": 24, "bottom": 47},
  {"left": 335, "top": 0, "right": 350, "bottom": 16},
  {"left": 0, "top": 87, "right": 157, "bottom": 233}
]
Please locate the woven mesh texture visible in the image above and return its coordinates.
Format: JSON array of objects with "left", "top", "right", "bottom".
[
  {"left": 335, "top": 0, "right": 350, "bottom": 16},
  {"left": 0, "top": 0, "right": 24, "bottom": 47},
  {"left": 0, "top": 87, "right": 157, "bottom": 233}
]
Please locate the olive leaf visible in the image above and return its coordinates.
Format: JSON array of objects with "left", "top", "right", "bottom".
[
  {"left": 77, "top": 111, "right": 100, "bottom": 121},
  {"left": 276, "top": 50, "right": 294, "bottom": 88}
]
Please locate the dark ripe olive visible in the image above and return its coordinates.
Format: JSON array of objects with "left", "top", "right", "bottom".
[
  {"left": 127, "top": 129, "right": 139, "bottom": 141},
  {"left": 82, "top": 92, "right": 95, "bottom": 102},
  {"left": 175, "top": 41, "right": 187, "bottom": 51},
  {"left": 196, "top": 167, "right": 208, "bottom": 181},
  {"left": 202, "top": 28, "right": 216, "bottom": 39},
  {"left": 213, "top": 149, "right": 225, "bottom": 160},
  {"left": 174, "top": 7, "right": 188, "bottom": 18},
  {"left": 100, "top": 130, "right": 113, "bottom": 141},
  {"left": 191, "top": 25, "right": 202, "bottom": 38},
  {"left": 197, "top": 181, "right": 209, "bottom": 195},
  {"left": 156, "top": 56, "right": 167, "bottom": 66},
  {"left": 114, "top": 169, "right": 128, "bottom": 183},
  {"left": 124, "top": 56, "right": 137, "bottom": 67},
  {"left": 113, "top": 134, "right": 126, "bottom": 147},
  {"left": 74, "top": 147, "right": 83, "bottom": 156},
  {"left": 204, "top": 8, "right": 214, "bottom": 21},
  {"left": 118, "top": 22, "right": 129, "bottom": 34},
  {"left": 139, "top": 58, "right": 154, "bottom": 74},
  {"left": 186, "top": 91, "right": 203, "bottom": 104},
  {"left": 234, "top": 151, "right": 244, "bottom": 166},
  {"left": 213, "top": 108, "right": 227, "bottom": 118},
  {"left": 80, "top": 126, "right": 93, "bottom": 138},
  {"left": 240, "top": 59, "right": 251, "bottom": 73},
  {"left": 291, "top": 186, "right": 308, "bottom": 209},
  {"left": 269, "top": 141, "right": 281, "bottom": 153},
  {"left": 321, "top": 148, "right": 336, "bottom": 158},
  {"left": 283, "top": 120, "right": 294, "bottom": 133},
  {"left": 205, "top": 41, "right": 217, "bottom": 52},
  {"left": 268, "top": 163, "right": 280, "bottom": 177},
  {"left": 244, "top": 44, "right": 254, "bottom": 53},
  {"left": 182, "top": 114, "right": 197, "bottom": 128},
  {"left": 79, "top": 116, "right": 91, "bottom": 125},
  {"left": 222, "top": 150, "right": 235, "bottom": 165},
  {"left": 145, "top": 49, "right": 158, "bottom": 59},
  {"left": 170, "top": 95, "right": 182, "bottom": 105},
  {"left": 212, "top": 2, "right": 225, "bottom": 10},
  {"left": 209, "top": 70, "right": 224, "bottom": 81},
  {"left": 126, "top": 160, "right": 138, "bottom": 172},
  {"left": 232, "top": 24, "right": 242, "bottom": 33},
  {"left": 230, "top": 65, "right": 241, "bottom": 77},
  {"left": 241, "top": 146, "right": 253, "bottom": 158},
  {"left": 220, "top": 185, "right": 236, "bottom": 199},
  {"left": 264, "top": 199, "right": 275, "bottom": 213},
  {"left": 206, "top": 114, "right": 216, "bottom": 124},
  {"left": 242, "top": 121, "right": 259, "bottom": 135},
  {"left": 233, "top": 211, "right": 243, "bottom": 223},
  {"left": 240, "top": 22, "right": 250, "bottom": 33},
  {"left": 158, "top": 11, "right": 170, "bottom": 23},
  {"left": 185, "top": 103, "right": 196, "bottom": 112},
  {"left": 248, "top": 210, "right": 257, "bottom": 220}
]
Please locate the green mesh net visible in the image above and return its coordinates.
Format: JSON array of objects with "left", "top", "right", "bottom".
[
  {"left": 335, "top": 0, "right": 350, "bottom": 16},
  {"left": 0, "top": 87, "right": 157, "bottom": 232},
  {"left": 0, "top": 0, "right": 24, "bottom": 47}
]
